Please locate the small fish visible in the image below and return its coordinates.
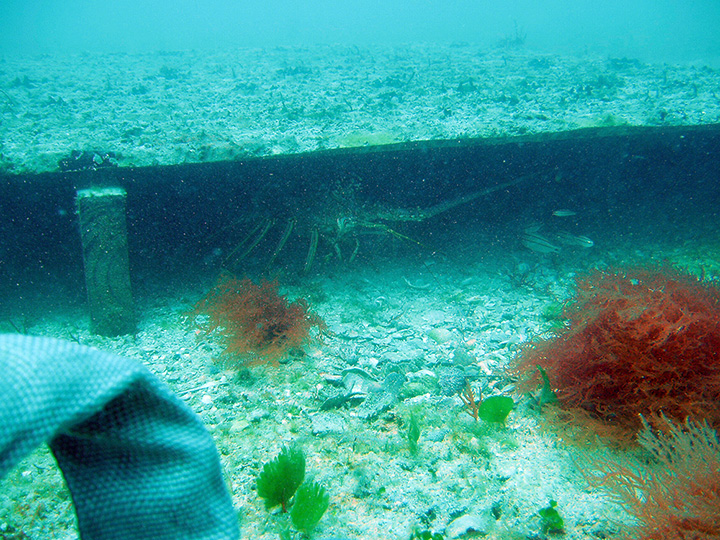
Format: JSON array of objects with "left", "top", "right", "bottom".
[
  {"left": 556, "top": 231, "right": 594, "bottom": 248},
  {"left": 522, "top": 232, "right": 560, "bottom": 254},
  {"left": 523, "top": 222, "right": 542, "bottom": 234},
  {"left": 572, "top": 235, "right": 594, "bottom": 248},
  {"left": 552, "top": 209, "right": 576, "bottom": 217}
]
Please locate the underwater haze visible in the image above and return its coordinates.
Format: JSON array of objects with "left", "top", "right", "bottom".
[
  {"left": 4, "top": 0, "right": 720, "bottom": 539},
  {"left": 1, "top": 0, "right": 720, "bottom": 63}
]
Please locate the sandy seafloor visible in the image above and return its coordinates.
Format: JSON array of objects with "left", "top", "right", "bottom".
[
  {"left": 2, "top": 235, "right": 718, "bottom": 540},
  {"left": 1, "top": 43, "right": 720, "bottom": 174},
  {"left": 1, "top": 43, "right": 720, "bottom": 539}
]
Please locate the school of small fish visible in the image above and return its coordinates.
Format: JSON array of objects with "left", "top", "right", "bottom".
[{"left": 520, "top": 210, "right": 594, "bottom": 254}]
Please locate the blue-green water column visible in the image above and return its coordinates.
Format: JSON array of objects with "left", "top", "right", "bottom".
[{"left": 76, "top": 187, "right": 135, "bottom": 336}]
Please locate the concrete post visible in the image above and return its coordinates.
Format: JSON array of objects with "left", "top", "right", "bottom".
[{"left": 76, "top": 187, "right": 135, "bottom": 336}]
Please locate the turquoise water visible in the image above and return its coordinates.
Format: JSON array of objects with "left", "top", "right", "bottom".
[
  {"left": 2, "top": 122, "right": 720, "bottom": 538},
  {"left": 1, "top": 3, "right": 720, "bottom": 537}
]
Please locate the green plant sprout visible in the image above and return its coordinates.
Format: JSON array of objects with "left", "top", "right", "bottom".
[
  {"left": 460, "top": 381, "right": 514, "bottom": 423},
  {"left": 539, "top": 499, "right": 565, "bottom": 534},
  {"left": 477, "top": 395, "right": 514, "bottom": 423},
  {"left": 409, "top": 528, "right": 445, "bottom": 540},
  {"left": 290, "top": 481, "right": 330, "bottom": 533},
  {"left": 257, "top": 446, "right": 306, "bottom": 512},
  {"left": 407, "top": 414, "right": 421, "bottom": 455},
  {"left": 535, "top": 365, "right": 558, "bottom": 408},
  {"left": 257, "top": 446, "right": 330, "bottom": 536},
  {"left": 542, "top": 302, "right": 568, "bottom": 331}
]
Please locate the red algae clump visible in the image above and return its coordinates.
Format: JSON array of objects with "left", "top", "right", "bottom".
[
  {"left": 192, "top": 274, "right": 325, "bottom": 365},
  {"left": 514, "top": 265, "right": 720, "bottom": 436},
  {"left": 593, "top": 417, "right": 720, "bottom": 540}
]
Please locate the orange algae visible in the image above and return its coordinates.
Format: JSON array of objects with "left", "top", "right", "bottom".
[{"left": 193, "top": 274, "right": 324, "bottom": 365}]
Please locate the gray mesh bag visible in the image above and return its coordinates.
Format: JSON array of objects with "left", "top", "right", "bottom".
[{"left": 0, "top": 334, "right": 239, "bottom": 540}]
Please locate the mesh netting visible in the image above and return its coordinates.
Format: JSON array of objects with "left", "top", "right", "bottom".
[{"left": 0, "top": 334, "right": 238, "bottom": 540}]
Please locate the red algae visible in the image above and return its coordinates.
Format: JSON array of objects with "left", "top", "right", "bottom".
[
  {"left": 192, "top": 274, "right": 324, "bottom": 365},
  {"left": 591, "top": 417, "right": 720, "bottom": 540},
  {"left": 514, "top": 265, "right": 720, "bottom": 436}
]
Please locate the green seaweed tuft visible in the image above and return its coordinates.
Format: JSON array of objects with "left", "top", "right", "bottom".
[
  {"left": 290, "top": 480, "right": 330, "bottom": 533},
  {"left": 539, "top": 499, "right": 564, "bottom": 534},
  {"left": 257, "top": 446, "right": 306, "bottom": 512},
  {"left": 409, "top": 528, "right": 445, "bottom": 540},
  {"left": 536, "top": 365, "right": 559, "bottom": 407},
  {"left": 407, "top": 414, "right": 421, "bottom": 455},
  {"left": 477, "top": 395, "right": 514, "bottom": 423}
]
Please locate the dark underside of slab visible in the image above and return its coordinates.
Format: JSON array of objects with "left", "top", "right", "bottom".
[{"left": 2, "top": 124, "right": 720, "bottom": 311}]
